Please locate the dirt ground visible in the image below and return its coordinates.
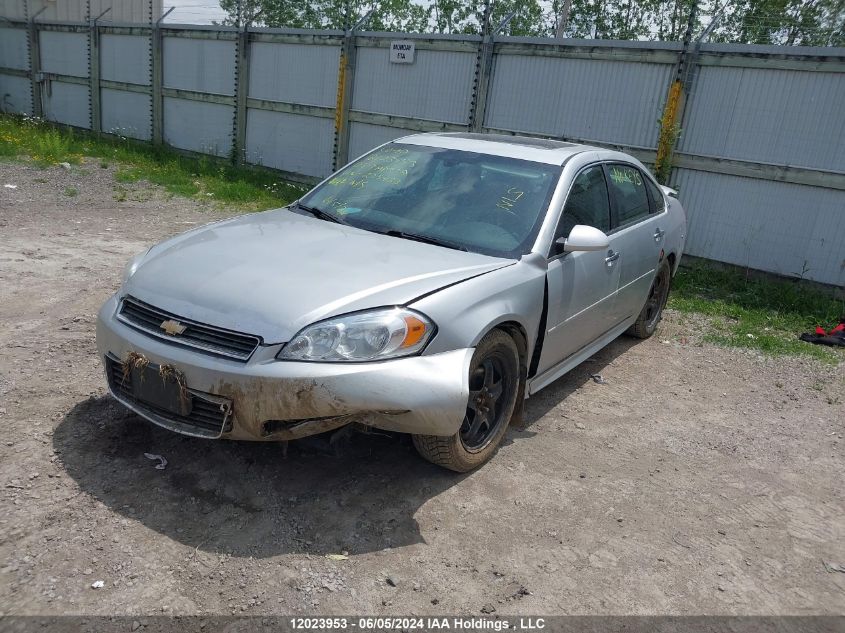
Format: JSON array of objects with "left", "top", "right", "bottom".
[{"left": 0, "top": 160, "right": 843, "bottom": 618}]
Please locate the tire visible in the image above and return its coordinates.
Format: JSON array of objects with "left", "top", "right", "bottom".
[
  {"left": 627, "top": 258, "right": 672, "bottom": 339},
  {"left": 413, "top": 329, "right": 520, "bottom": 472}
]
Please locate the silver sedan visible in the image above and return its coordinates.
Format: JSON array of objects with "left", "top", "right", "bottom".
[{"left": 97, "top": 133, "right": 686, "bottom": 471}]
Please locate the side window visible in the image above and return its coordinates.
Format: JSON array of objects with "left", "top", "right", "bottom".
[
  {"left": 606, "top": 163, "right": 650, "bottom": 226},
  {"left": 556, "top": 165, "right": 611, "bottom": 241}
]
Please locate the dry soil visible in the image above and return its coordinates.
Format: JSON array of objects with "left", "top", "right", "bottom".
[{"left": 0, "top": 161, "right": 843, "bottom": 617}]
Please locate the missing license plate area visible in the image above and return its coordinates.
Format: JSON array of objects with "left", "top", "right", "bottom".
[{"left": 130, "top": 363, "right": 192, "bottom": 417}]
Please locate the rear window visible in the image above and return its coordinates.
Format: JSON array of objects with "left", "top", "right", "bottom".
[{"left": 606, "top": 163, "right": 650, "bottom": 227}]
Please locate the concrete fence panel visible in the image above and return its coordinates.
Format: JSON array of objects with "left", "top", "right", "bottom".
[
  {"left": 485, "top": 46, "right": 676, "bottom": 149},
  {"left": 0, "top": 26, "right": 29, "bottom": 69},
  {"left": 99, "top": 33, "right": 151, "bottom": 140},
  {"left": 352, "top": 45, "right": 476, "bottom": 124},
  {"left": 160, "top": 35, "right": 236, "bottom": 156},
  {"left": 163, "top": 97, "right": 233, "bottom": 156},
  {"left": 249, "top": 41, "right": 339, "bottom": 107},
  {"left": 162, "top": 36, "right": 235, "bottom": 95},
  {"left": 42, "top": 80, "right": 90, "bottom": 128},
  {"left": 244, "top": 39, "right": 340, "bottom": 177},
  {"left": 39, "top": 30, "right": 88, "bottom": 77},
  {"left": 348, "top": 121, "right": 410, "bottom": 161},
  {"left": 101, "top": 88, "right": 151, "bottom": 140},
  {"left": 678, "top": 64, "right": 845, "bottom": 171},
  {"left": 0, "top": 25, "right": 31, "bottom": 114},
  {"left": 675, "top": 168, "right": 845, "bottom": 286},
  {"left": 101, "top": 34, "right": 150, "bottom": 86}
]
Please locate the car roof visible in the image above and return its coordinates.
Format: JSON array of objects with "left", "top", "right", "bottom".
[{"left": 394, "top": 132, "right": 599, "bottom": 166}]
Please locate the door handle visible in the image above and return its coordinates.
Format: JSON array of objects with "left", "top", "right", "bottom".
[
  {"left": 605, "top": 249, "right": 620, "bottom": 266},
  {"left": 654, "top": 227, "right": 665, "bottom": 242}
]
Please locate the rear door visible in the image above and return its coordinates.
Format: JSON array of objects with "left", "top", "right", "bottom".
[
  {"left": 537, "top": 164, "right": 620, "bottom": 374},
  {"left": 603, "top": 163, "right": 667, "bottom": 324}
]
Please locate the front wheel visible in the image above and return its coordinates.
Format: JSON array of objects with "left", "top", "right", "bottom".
[
  {"left": 627, "top": 258, "right": 672, "bottom": 339},
  {"left": 413, "top": 330, "right": 520, "bottom": 472}
]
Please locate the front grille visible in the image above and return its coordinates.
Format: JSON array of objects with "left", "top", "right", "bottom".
[
  {"left": 106, "top": 356, "right": 233, "bottom": 435},
  {"left": 118, "top": 296, "right": 260, "bottom": 361}
]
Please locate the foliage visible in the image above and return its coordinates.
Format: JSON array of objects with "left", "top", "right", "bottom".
[
  {"left": 669, "top": 263, "right": 845, "bottom": 362},
  {"left": 218, "top": 0, "right": 844, "bottom": 45},
  {"left": 711, "top": 0, "right": 845, "bottom": 46},
  {"left": 219, "top": 0, "right": 430, "bottom": 31},
  {"left": 0, "top": 118, "right": 82, "bottom": 166},
  {"left": 0, "top": 114, "right": 304, "bottom": 210}
]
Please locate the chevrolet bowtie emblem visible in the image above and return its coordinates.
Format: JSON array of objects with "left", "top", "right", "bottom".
[{"left": 160, "top": 319, "right": 187, "bottom": 336}]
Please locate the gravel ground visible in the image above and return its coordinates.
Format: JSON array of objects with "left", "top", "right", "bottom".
[{"left": 0, "top": 160, "right": 843, "bottom": 617}]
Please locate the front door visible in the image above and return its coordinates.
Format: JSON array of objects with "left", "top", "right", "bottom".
[{"left": 537, "top": 164, "right": 620, "bottom": 375}]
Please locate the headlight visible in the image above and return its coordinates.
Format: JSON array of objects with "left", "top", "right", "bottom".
[
  {"left": 277, "top": 308, "right": 435, "bottom": 362},
  {"left": 122, "top": 249, "right": 149, "bottom": 284}
]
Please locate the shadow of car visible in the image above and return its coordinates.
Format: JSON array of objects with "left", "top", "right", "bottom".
[
  {"left": 52, "top": 335, "right": 637, "bottom": 558},
  {"left": 53, "top": 396, "right": 466, "bottom": 558}
]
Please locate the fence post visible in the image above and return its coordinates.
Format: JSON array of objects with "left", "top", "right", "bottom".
[
  {"left": 470, "top": 34, "right": 493, "bottom": 132},
  {"left": 470, "top": 6, "right": 506, "bottom": 133},
  {"left": 151, "top": 25, "right": 162, "bottom": 144},
  {"left": 89, "top": 9, "right": 110, "bottom": 134},
  {"left": 150, "top": 8, "right": 172, "bottom": 145},
  {"left": 332, "top": 10, "right": 373, "bottom": 170},
  {"left": 233, "top": 25, "right": 250, "bottom": 165},
  {"left": 89, "top": 22, "right": 101, "bottom": 132},
  {"left": 333, "top": 31, "right": 357, "bottom": 170},
  {"left": 27, "top": 11, "right": 46, "bottom": 119},
  {"left": 653, "top": 0, "right": 698, "bottom": 183}
]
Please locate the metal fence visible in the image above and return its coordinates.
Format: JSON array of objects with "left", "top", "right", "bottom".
[{"left": 1, "top": 16, "right": 843, "bottom": 286}]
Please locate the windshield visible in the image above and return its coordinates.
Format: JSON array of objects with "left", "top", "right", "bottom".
[{"left": 298, "top": 143, "right": 561, "bottom": 258}]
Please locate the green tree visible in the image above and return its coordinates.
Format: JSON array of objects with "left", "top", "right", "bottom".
[
  {"left": 476, "top": 0, "right": 547, "bottom": 36},
  {"left": 220, "top": 0, "right": 844, "bottom": 45},
  {"left": 430, "top": 0, "right": 478, "bottom": 33},
  {"left": 220, "top": 0, "right": 429, "bottom": 30}
]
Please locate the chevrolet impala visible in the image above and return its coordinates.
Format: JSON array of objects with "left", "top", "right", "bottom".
[{"left": 96, "top": 133, "right": 686, "bottom": 471}]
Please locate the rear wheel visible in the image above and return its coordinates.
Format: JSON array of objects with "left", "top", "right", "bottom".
[
  {"left": 413, "top": 330, "right": 520, "bottom": 472},
  {"left": 627, "top": 259, "right": 672, "bottom": 339}
]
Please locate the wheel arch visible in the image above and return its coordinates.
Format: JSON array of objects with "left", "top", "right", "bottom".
[
  {"left": 665, "top": 251, "right": 678, "bottom": 275},
  {"left": 473, "top": 319, "right": 529, "bottom": 366},
  {"left": 481, "top": 319, "right": 532, "bottom": 423},
  {"left": 495, "top": 319, "right": 529, "bottom": 370}
]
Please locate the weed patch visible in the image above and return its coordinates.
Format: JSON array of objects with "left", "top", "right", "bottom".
[
  {"left": 670, "top": 264, "right": 844, "bottom": 363},
  {"left": 0, "top": 114, "right": 305, "bottom": 210}
]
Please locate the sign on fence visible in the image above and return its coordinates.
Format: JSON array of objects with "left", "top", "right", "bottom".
[{"left": 389, "top": 41, "right": 415, "bottom": 64}]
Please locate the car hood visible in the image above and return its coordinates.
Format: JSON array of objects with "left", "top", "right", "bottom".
[{"left": 124, "top": 208, "right": 513, "bottom": 343}]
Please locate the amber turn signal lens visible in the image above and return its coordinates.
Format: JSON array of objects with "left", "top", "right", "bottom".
[{"left": 402, "top": 315, "right": 428, "bottom": 348}]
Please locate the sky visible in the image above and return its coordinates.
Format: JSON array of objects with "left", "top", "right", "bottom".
[{"left": 164, "top": 0, "right": 228, "bottom": 24}]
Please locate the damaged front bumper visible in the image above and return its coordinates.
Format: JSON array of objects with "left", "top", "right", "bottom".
[{"left": 96, "top": 295, "right": 472, "bottom": 441}]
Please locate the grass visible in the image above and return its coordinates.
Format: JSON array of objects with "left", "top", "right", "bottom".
[
  {"left": 0, "top": 114, "right": 304, "bottom": 209},
  {"left": 669, "top": 264, "right": 844, "bottom": 363}
]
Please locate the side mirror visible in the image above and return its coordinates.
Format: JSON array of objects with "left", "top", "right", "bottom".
[{"left": 555, "top": 225, "right": 610, "bottom": 253}]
